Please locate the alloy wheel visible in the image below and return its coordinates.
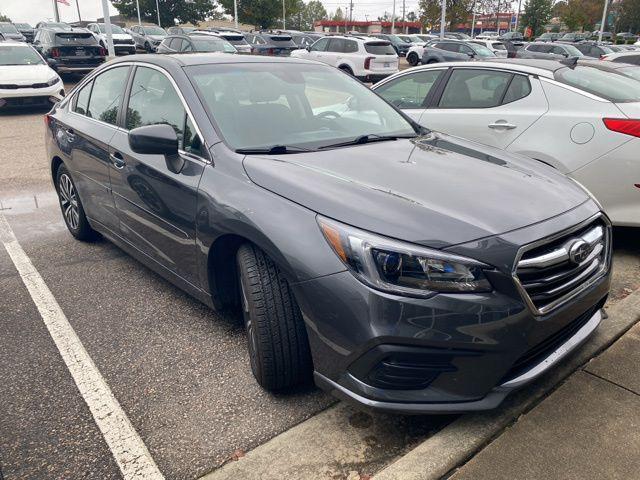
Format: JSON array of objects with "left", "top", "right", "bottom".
[{"left": 59, "top": 173, "right": 79, "bottom": 230}]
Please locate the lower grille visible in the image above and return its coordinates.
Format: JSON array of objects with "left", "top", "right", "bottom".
[
  {"left": 501, "top": 298, "right": 605, "bottom": 383},
  {"left": 514, "top": 216, "right": 610, "bottom": 314}
]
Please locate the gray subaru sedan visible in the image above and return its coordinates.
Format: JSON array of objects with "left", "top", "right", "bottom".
[{"left": 45, "top": 54, "right": 611, "bottom": 414}]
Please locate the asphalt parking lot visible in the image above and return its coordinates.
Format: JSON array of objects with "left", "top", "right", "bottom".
[{"left": 0, "top": 77, "right": 639, "bottom": 480}]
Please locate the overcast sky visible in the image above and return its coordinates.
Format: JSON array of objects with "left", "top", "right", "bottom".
[{"left": 1, "top": 0, "right": 501, "bottom": 27}]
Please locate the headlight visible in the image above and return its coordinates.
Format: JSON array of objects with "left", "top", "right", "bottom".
[
  {"left": 46, "top": 76, "right": 60, "bottom": 86},
  {"left": 318, "top": 216, "right": 492, "bottom": 297}
]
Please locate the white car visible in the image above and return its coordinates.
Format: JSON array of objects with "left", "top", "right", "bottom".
[
  {"left": 470, "top": 39, "right": 508, "bottom": 58},
  {"left": 602, "top": 51, "right": 640, "bottom": 65},
  {"left": 475, "top": 31, "right": 499, "bottom": 40},
  {"left": 291, "top": 35, "right": 398, "bottom": 83},
  {"left": 405, "top": 44, "right": 426, "bottom": 66},
  {"left": 191, "top": 29, "right": 252, "bottom": 53},
  {"left": 372, "top": 60, "right": 640, "bottom": 226},
  {"left": 86, "top": 23, "right": 136, "bottom": 55},
  {"left": 0, "top": 41, "right": 64, "bottom": 109}
]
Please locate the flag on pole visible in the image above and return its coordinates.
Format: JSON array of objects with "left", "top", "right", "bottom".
[{"left": 57, "top": 0, "right": 71, "bottom": 5}]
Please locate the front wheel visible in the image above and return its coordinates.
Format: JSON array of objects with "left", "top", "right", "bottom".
[
  {"left": 56, "top": 164, "right": 97, "bottom": 241},
  {"left": 236, "top": 244, "right": 312, "bottom": 391},
  {"left": 407, "top": 52, "right": 419, "bottom": 66}
]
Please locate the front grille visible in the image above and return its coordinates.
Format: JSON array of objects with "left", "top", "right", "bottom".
[{"left": 514, "top": 216, "right": 610, "bottom": 314}]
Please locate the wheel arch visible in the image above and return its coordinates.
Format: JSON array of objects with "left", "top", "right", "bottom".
[{"left": 51, "top": 155, "right": 64, "bottom": 186}]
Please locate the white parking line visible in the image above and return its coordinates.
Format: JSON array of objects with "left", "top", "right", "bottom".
[{"left": 0, "top": 213, "right": 164, "bottom": 480}]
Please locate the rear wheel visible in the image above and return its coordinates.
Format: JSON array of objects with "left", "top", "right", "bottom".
[
  {"left": 236, "top": 244, "right": 312, "bottom": 391},
  {"left": 407, "top": 52, "right": 419, "bottom": 66},
  {"left": 56, "top": 164, "right": 97, "bottom": 241}
]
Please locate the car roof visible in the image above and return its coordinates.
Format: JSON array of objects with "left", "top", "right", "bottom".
[{"left": 108, "top": 53, "right": 315, "bottom": 68}]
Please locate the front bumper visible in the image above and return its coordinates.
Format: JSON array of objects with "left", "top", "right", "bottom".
[
  {"left": 0, "top": 83, "right": 65, "bottom": 108},
  {"left": 292, "top": 203, "right": 611, "bottom": 413}
]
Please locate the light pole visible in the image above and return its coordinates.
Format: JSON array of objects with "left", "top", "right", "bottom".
[
  {"left": 283, "top": 0, "right": 286, "bottom": 29},
  {"left": 52, "top": 0, "right": 60, "bottom": 22},
  {"left": 100, "top": 0, "right": 115, "bottom": 57},
  {"left": 135, "top": 0, "right": 142, "bottom": 25},
  {"left": 514, "top": 0, "right": 522, "bottom": 31},
  {"left": 391, "top": 0, "right": 396, "bottom": 33},
  {"left": 155, "top": 0, "right": 161, "bottom": 27},
  {"left": 598, "top": 0, "right": 609, "bottom": 42},
  {"left": 439, "top": 0, "right": 446, "bottom": 39},
  {"left": 234, "top": 0, "right": 238, "bottom": 28},
  {"left": 471, "top": 10, "right": 476, "bottom": 37},
  {"left": 75, "top": 0, "right": 82, "bottom": 22}
]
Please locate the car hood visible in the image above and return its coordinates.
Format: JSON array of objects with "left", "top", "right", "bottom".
[
  {"left": 0, "top": 64, "right": 58, "bottom": 84},
  {"left": 242, "top": 132, "right": 590, "bottom": 248},
  {"left": 100, "top": 33, "right": 132, "bottom": 41}
]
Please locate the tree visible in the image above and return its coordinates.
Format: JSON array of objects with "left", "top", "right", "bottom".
[
  {"left": 298, "top": 1, "right": 327, "bottom": 30},
  {"left": 111, "top": 0, "right": 215, "bottom": 26},
  {"left": 218, "top": 0, "right": 298, "bottom": 28},
  {"left": 557, "top": 0, "right": 604, "bottom": 31},
  {"left": 333, "top": 7, "right": 344, "bottom": 21},
  {"left": 0, "top": 13, "right": 11, "bottom": 22},
  {"left": 418, "top": 0, "right": 473, "bottom": 31},
  {"left": 520, "top": 0, "right": 553, "bottom": 37},
  {"left": 617, "top": 0, "right": 640, "bottom": 33}
]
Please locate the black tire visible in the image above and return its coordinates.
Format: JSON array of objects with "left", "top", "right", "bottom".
[
  {"left": 55, "top": 164, "right": 97, "bottom": 241},
  {"left": 407, "top": 52, "right": 419, "bottom": 66},
  {"left": 236, "top": 244, "right": 312, "bottom": 391}
]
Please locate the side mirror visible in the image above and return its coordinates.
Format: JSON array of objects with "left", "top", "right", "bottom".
[{"left": 129, "top": 124, "right": 184, "bottom": 174}]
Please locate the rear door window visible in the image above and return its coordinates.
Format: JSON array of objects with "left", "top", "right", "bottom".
[
  {"left": 327, "top": 38, "right": 345, "bottom": 53},
  {"left": 502, "top": 75, "right": 532, "bottom": 104},
  {"left": 439, "top": 69, "right": 512, "bottom": 108},
  {"left": 375, "top": 70, "right": 444, "bottom": 108},
  {"left": 344, "top": 40, "right": 358, "bottom": 53},
  {"left": 86, "top": 67, "right": 130, "bottom": 125},
  {"left": 73, "top": 80, "right": 93, "bottom": 116}
]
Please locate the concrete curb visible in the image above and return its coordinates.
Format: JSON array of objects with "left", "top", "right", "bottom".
[{"left": 373, "top": 289, "right": 640, "bottom": 480}]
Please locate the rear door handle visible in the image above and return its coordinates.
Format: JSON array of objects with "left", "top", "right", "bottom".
[
  {"left": 110, "top": 152, "right": 126, "bottom": 169},
  {"left": 488, "top": 122, "right": 517, "bottom": 130}
]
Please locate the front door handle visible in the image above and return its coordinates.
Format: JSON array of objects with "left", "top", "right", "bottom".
[
  {"left": 488, "top": 121, "right": 517, "bottom": 130},
  {"left": 110, "top": 152, "right": 126, "bottom": 169}
]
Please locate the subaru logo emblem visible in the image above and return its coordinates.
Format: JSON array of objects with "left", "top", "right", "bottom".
[{"left": 568, "top": 240, "right": 592, "bottom": 264}]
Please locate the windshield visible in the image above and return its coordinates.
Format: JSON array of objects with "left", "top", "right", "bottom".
[
  {"left": 492, "top": 42, "right": 506, "bottom": 50},
  {"left": 385, "top": 35, "right": 403, "bottom": 44},
  {"left": 192, "top": 38, "right": 236, "bottom": 53},
  {"left": 469, "top": 43, "right": 496, "bottom": 57},
  {"left": 564, "top": 44, "right": 584, "bottom": 56},
  {"left": 364, "top": 42, "right": 395, "bottom": 55},
  {"left": 46, "top": 22, "right": 72, "bottom": 30},
  {"left": 0, "top": 24, "right": 19, "bottom": 34},
  {"left": 188, "top": 63, "right": 417, "bottom": 151},
  {"left": 455, "top": 33, "right": 471, "bottom": 40},
  {"left": 55, "top": 32, "right": 97, "bottom": 45},
  {"left": 0, "top": 45, "right": 44, "bottom": 65},
  {"left": 98, "top": 24, "right": 125, "bottom": 34},
  {"left": 144, "top": 26, "right": 167, "bottom": 35},
  {"left": 555, "top": 66, "right": 640, "bottom": 103}
]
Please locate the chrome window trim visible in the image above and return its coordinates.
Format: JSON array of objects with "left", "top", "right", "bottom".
[
  {"left": 60, "top": 61, "right": 210, "bottom": 164},
  {"left": 512, "top": 213, "right": 612, "bottom": 316},
  {"left": 538, "top": 77, "right": 610, "bottom": 103}
]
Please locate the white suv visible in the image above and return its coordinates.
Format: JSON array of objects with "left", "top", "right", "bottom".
[{"left": 291, "top": 35, "right": 398, "bottom": 83}]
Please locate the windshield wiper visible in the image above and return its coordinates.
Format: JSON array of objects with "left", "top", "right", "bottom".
[
  {"left": 318, "top": 133, "right": 416, "bottom": 150},
  {"left": 235, "top": 144, "right": 315, "bottom": 155}
]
